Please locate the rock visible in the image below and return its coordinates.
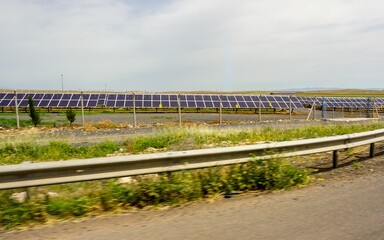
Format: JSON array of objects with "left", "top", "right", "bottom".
[
  {"left": 46, "top": 192, "right": 59, "bottom": 198},
  {"left": 116, "top": 177, "right": 136, "bottom": 185},
  {"left": 10, "top": 191, "right": 28, "bottom": 203}
]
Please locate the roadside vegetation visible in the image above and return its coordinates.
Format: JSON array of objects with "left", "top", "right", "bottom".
[
  {"left": 0, "top": 157, "right": 309, "bottom": 229},
  {"left": 1, "top": 121, "right": 384, "bottom": 229},
  {"left": 1, "top": 122, "right": 384, "bottom": 165}
]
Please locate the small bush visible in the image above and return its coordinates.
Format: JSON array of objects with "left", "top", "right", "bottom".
[
  {"left": 65, "top": 107, "right": 76, "bottom": 125},
  {"left": 0, "top": 203, "right": 45, "bottom": 229},
  {"left": 47, "top": 197, "right": 90, "bottom": 217}
]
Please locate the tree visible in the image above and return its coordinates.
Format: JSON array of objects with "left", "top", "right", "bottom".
[
  {"left": 28, "top": 96, "right": 41, "bottom": 127},
  {"left": 66, "top": 107, "right": 76, "bottom": 125}
]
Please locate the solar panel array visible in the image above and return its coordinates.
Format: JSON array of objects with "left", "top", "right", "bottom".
[
  {"left": 0, "top": 92, "right": 305, "bottom": 109},
  {"left": 298, "top": 97, "right": 384, "bottom": 109},
  {"left": 1, "top": 92, "right": 383, "bottom": 109}
]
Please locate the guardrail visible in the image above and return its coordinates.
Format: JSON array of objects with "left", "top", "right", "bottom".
[{"left": 1, "top": 129, "right": 384, "bottom": 190}]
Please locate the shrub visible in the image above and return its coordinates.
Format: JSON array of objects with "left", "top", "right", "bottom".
[
  {"left": 28, "top": 96, "right": 41, "bottom": 127},
  {"left": 65, "top": 107, "right": 76, "bottom": 125}
]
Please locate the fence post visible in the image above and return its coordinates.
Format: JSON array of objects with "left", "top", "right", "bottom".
[
  {"left": 14, "top": 90, "right": 20, "bottom": 129},
  {"left": 81, "top": 91, "right": 85, "bottom": 127},
  {"left": 133, "top": 93, "right": 137, "bottom": 128},
  {"left": 178, "top": 94, "right": 182, "bottom": 127},
  {"left": 258, "top": 95, "right": 262, "bottom": 122},
  {"left": 289, "top": 95, "right": 292, "bottom": 121},
  {"left": 219, "top": 95, "right": 222, "bottom": 125}
]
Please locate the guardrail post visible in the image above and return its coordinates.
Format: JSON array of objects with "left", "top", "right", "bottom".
[
  {"left": 370, "top": 143, "right": 375, "bottom": 158},
  {"left": 333, "top": 150, "right": 338, "bottom": 168}
]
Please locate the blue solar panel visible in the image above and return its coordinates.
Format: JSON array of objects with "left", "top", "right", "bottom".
[
  {"left": 170, "top": 95, "right": 177, "bottom": 101},
  {"left": 211, "top": 95, "right": 219, "bottom": 101},
  {"left": 116, "top": 101, "right": 125, "bottom": 107},
  {"left": 205, "top": 102, "right": 213, "bottom": 108},
  {"left": 49, "top": 100, "right": 59, "bottom": 107}
]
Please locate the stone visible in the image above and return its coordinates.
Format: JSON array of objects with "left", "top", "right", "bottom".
[
  {"left": 116, "top": 177, "right": 136, "bottom": 185},
  {"left": 10, "top": 191, "right": 28, "bottom": 203},
  {"left": 46, "top": 192, "right": 59, "bottom": 198}
]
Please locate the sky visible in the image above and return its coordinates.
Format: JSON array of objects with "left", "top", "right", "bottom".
[{"left": 0, "top": 0, "right": 384, "bottom": 92}]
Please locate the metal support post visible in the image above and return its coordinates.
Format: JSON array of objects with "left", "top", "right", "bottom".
[
  {"left": 81, "top": 91, "right": 85, "bottom": 127},
  {"left": 133, "top": 93, "right": 137, "bottom": 128},
  {"left": 333, "top": 150, "right": 338, "bottom": 168},
  {"left": 289, "top": 95, "right": 292, "bottom": 121},
  {"left": 14, "top": 90, "right": 20, "bottom": 129},
  {"left": 219, "top": 95, "right": 222, "bottom": 125},
  {"left": 258, "top": 95, "right": 262, "bottom": 122},
  {"left": 370, "top": 143, "right": 375, "bottom": 158},
  {"left": 177, "top": 94, "right": 182, "bottom": 127}
]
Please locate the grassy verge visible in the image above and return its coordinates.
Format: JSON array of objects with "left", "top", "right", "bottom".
[
  {"left": 0, "top": 157, "right": 309, "bottom": 229},
  {"left": 1, "top": 122, "right": 384, "bottom": 165},
  {"left": 0, "top": 118, "right": 60, "bottom": 128}
]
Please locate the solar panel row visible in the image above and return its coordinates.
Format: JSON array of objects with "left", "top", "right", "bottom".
[
  {"left": 0, "top": 93, "right": 304, "bottom": 109},
  {"left": 1, "top": 93, "right": 382, "bottom": 109},
  {"left": 298, "top": 97, "right": 384, "bottom": 108}
]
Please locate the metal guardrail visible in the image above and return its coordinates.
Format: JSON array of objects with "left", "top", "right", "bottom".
[{"left": 1, "top": 129, "right": 384, "bottom": 190}]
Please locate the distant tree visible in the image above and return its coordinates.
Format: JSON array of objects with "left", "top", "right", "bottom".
[
  {"left": 28, "top": 96, "right": 41, "bottom": 127},
  {"left": 66, "top": 107, "right": 76, "bottom": 125}
]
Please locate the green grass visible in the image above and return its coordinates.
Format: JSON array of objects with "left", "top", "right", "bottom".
[
  {"left": 0, "top": 141, "right": 120, "bottom": 165},
  {"left": 0, "top": 118, "right": 59, "bottom": 128}
]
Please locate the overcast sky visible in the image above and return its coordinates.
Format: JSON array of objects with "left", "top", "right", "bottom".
[{"left": 1, "top": 0, "right": 383, "bottom": 92}]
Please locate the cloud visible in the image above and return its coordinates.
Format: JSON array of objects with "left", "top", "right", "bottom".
[{"left": 1, "top": 0, "right": 384, "bottom": 91}]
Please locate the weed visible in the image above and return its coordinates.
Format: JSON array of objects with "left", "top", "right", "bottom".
[{"left": 352, "top": 161, "right": 362, "bottom": 169}]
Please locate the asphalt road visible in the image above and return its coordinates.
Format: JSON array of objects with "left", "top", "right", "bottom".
[{"left": 3, "top": 167, "right": 384, "bottom": 240}]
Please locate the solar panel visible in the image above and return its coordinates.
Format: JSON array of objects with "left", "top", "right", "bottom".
[
  {"left": 106, "top": 94, "right": 117, "bottom": 107},
  {"left": 49, "top": 100, "right": 60, "bottom": 107},
  {"left": 43, "top": 94, "right": 54, "bottom": 100},
  {"left": 19, "top": 99, "right": 29, "bottom": 107},
  {"left": 1, "top": 99, "right": 12, "bottom": 107}
]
